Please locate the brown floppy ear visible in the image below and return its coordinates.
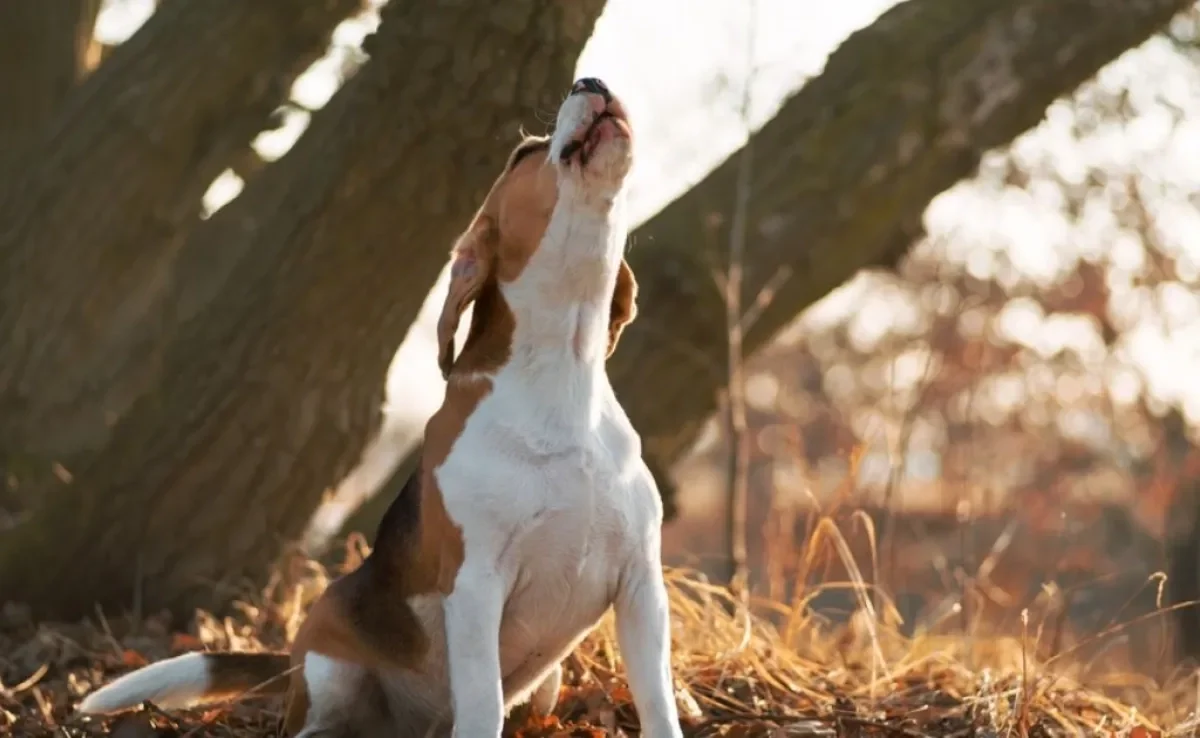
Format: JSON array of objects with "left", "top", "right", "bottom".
[
  {"left": 437, "top": 229, "right": 492, "bottom": 379},
  {"left": 606, "top": 258, "right": 638, "bottom": 358}
]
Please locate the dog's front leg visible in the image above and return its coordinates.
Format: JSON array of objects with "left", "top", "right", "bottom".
[
  {"left": 614, "top": 540, "right": 683, "bottom": 738},
  {"left": 443, "top": 564, "right": 505, "bottom": 737}
]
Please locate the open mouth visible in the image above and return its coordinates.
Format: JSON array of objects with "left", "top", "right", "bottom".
[{"left": 559, "top": 111, "right": 625, "bottom": 167}]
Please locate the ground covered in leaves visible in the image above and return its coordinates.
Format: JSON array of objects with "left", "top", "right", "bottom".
[{"left": 1, "top": 552, "right": 1194, "bottom": 737}]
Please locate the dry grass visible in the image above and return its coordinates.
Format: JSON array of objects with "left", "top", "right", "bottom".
[{"left": 1, "top": 528, "right": 1197, "bottom": 738}]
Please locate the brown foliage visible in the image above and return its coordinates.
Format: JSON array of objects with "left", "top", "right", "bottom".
[{"left": 0, "top": 544, "right": 1190, "bottom": 737}]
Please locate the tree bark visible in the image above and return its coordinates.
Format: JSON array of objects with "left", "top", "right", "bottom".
[
  {"left": 1159, "top": 409, "right": 1200, "bottom": 662},
  {"left": 0, "top": 0, "right": 103, "bottom": 161},
  {"left": 0, "top": 0, "right": 606, "bottom": 620},
  {"left": 0, "top": 0, "right": 363, "bottom": 474},
  {"left": 1168, "top": 486, "right": 1200, "bottom": 662},
  {"left": 608, "top": 0, "right": 1194, "bottom": 510},
  {"left": 335, "top": 0, "right": 1193, "bottom": 538}
]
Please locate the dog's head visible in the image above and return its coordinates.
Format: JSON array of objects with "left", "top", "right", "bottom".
[{"left": 437, "top": 78, "right": 638, "bottom": 379}]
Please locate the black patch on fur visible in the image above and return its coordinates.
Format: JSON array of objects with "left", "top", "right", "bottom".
[
  {"left": 372, "top": 466, "right": 422, "bottom": 555},
  {"left": 334, "top": 559, "right": 430, "bottom": 666},
  {"left": 205, "top": 652, "right": 291, "bottom": 698},
  {"left": 337, "top": 468, "right": 431, "bottom": 665}
]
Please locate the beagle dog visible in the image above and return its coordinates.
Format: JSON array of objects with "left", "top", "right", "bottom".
[{"left": 79, "top": 78, "right": 684, "bottom": 738}]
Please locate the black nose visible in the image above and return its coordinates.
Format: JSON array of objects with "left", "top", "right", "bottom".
[{"left": 572, "top": 77, "right": 611, "bottom": 102}]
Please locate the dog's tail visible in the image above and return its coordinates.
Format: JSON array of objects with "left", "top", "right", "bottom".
[{"left": 77, "top": 651, "right": 292, "bottom": 714}]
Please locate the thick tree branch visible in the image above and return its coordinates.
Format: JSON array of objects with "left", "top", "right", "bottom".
[
  {"left": 0, "top": 0, "right": 364, "bottom": 469},
  {"left": 0, "top": 0, "right": 103, "bottom": 161},
  {"left": 608, "top": 0, "right": 1194, "bottom": 510},
  {"left": 0, "top": 0, "right": 606, "bottom": 620}
]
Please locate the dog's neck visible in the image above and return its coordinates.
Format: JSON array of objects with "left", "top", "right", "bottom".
[
  {"left": 507, "top": 192, "right": 627, "bottom": 370},
  {"left": 450, "top": 191, "right": 627, "bottom": 427}
]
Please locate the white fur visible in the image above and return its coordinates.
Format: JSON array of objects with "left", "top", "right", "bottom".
[
  {"left": 528, "top": 662, "right": 562, "bottom": 715},
  {"left": 293, "top": 653, "right": 372, "bottom": 738},
  {"left": 78, "top": 652, "right": 212, "bottom": 713}
]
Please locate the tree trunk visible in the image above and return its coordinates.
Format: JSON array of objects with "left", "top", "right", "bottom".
[
  {"left": 0, "top": 0, "right": 606, "bottom": 621},
  {"left": 608, "top": 0, "right": 1193, "bottom": 510},
  {"left": 1168, "top": 486, "right": 1200, "bottom": 662},
  {"left": 336, "top": 0, "right": 1193, "bottom": 538},
  {"left": 1159, "top": 409, "right": 1200, "bottom": 663},
  {"left": 0, "top": 0, "right": 362, "bottom": 475},
  {"left": 0, "top": 0, "right": 103, "bottom": 161}
]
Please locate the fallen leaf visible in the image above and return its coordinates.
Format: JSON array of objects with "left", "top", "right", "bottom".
[
  {"left": 170, "top": 633, "right": 204, "bottom": 652},
  {"left": 121, "top": 650, "right": 148, "bottom": 668},
  {"left": 199, "top": 708, "right": 225, "bottom": 723}
]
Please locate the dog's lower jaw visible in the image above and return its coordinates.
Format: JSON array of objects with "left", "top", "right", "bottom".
[
  {"left": 556, "top": 168, "right": 631, "bottom": 217},
  {"left": 582, "top": 133, "right": 632, "bottom": 189}
]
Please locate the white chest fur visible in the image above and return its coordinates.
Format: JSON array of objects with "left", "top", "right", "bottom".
[{"left": 438, "top": 364, "right": 648, "bottom": 641}]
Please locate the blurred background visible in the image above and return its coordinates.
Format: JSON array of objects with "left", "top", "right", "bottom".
[{"left": 4, "top": 0, "right": 1200, "bottom": 698}]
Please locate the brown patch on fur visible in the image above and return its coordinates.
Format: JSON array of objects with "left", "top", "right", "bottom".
[
  {"left": 437, "top": 137, "right": 557, "bottom": 379},
  {"left": 607, "top": 259, "right": 637, "bottom": 357}
]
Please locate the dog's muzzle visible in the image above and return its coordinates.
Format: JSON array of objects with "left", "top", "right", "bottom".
[{"left": 558, "top": 77, "right": 630, "bottom": 167}]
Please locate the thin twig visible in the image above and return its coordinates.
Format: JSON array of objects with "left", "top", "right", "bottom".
[{"left": 722, "top": 0, "right": 758, "bottom": 613}]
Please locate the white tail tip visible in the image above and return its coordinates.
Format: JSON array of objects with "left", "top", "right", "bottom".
[{"left": 78, "top": 651, "right": 212, "bottom": 714}]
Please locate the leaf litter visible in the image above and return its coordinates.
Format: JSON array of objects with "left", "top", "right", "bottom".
[{"left": 0, "top": 531, "right": 1194, "bottom": 737}]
